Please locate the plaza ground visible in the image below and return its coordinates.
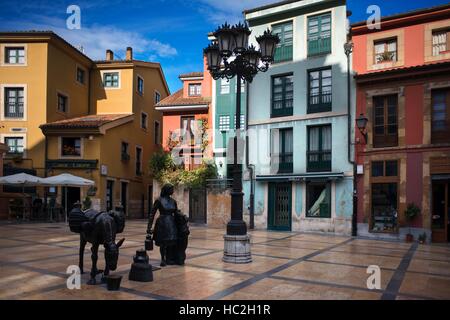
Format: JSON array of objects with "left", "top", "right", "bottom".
[{"left": 0, "top": 220, "right": 449, "bottom": 300}]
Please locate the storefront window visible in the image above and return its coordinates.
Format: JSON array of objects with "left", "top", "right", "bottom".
[
  {"left": 371, "top": 183, "right": 398, "bottom": 232},
  {"left": 306, "top": 182, "right": 331, "bottom": 218}
]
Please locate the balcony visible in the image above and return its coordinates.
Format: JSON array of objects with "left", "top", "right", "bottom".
[
  {"left": 307, "top": 151, "right": 331, "bottom": 172},
  {"left": 271, "top": 153, "right": 293, "bottom": 174},
  {"left": 5, "top": 103, "right": 24, "bottom": 118},
  {"left": 308, "top": 37, "right": 331, "bottom": 57},
  {"left": 273, "top": 45, "right": 293, "bottom": 63}
]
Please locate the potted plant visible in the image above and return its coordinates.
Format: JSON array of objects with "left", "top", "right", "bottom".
[
  {"left": 418, "top": 232, "right": 427, "bottom": 244},
  {"left": 377, "top": 51, "right": 395, "bottom": 63},
  {"left": 404, "top": 203, "right": 420, "bottom": 242}
]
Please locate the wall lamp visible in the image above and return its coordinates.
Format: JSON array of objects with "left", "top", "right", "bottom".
[{"left": 356, "top": 113, "right": 369, "bottom": 144}]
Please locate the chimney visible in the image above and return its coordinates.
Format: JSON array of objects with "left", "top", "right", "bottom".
[
  {"left": 106, "top": 49, "right": 114, "bottom": 61},
  {"left": 126, "top": 47, "right": 133, "bottom": 61}
]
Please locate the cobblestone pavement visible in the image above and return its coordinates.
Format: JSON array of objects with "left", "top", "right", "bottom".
[{"left": 0, "top": 221, "right": 449, "bottom": 300}]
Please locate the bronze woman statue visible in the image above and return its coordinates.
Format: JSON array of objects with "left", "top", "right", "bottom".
[{"left": 147, "top": 184, "right": 179, "bottom": 267}]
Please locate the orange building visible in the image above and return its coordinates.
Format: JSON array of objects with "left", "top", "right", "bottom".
[
  {"left": 352, "top": 4, "right": 450, "bottom": 242},
  {"left": 155, "top": 58, "right": 213, "bottom": 170}
]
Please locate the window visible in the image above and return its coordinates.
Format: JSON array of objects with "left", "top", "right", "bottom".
[
  {"left": 57, "top": 93, "right": 68, "bottom": 113},
  {"left": 155, "top": 91, "right": 161, "bottom": 104},
  {"left": 61, "top": 137, "right": 81, "bottom": 157},
  {"left": 272, "top": 21, "right": 293, "bottom": 62},
  {"left": 121, "top": 142, "right": 130, "bottom": 161},
  {"left": 306, "top": 182, "right": 331, "bottom": 218},
  {"left": 136, "top": 147, "right": 143, "bottom": 176},
  {"left": 431, "top": 88, "right": 450, "bottom": 144},
  {"left": 307, "top": 125, "right": 331, "bottom": 172},
  {"left": 220, "top": 79, "right": 230, "bottom": 95},
  {"left": 137, "top": 76, "right": 144, "bottom": 95},
  {"left": 234, "top": 114, "right": 245, "bottom": 129},
  {"left": 374, "top": 38, "right": 397, "bottom": 63},
  {"left": 154, "top": 121, "right": 160, "bottom": 145},
  {"left": 189, "top": 83, "right": 202, "bottom": 96},
  {"left": 76, "top": 67, "right": 85, "bottom": 84},
  {"left": 5, "top": 47, "right": 25, "bottom": 64},
  {"left": 103, "top": 72, "right": 119, "bottom": 88},
  {"left": 373, "top": 95, "right": 398, "bottom": 148},
  {"left": 271, "top": 128, "right": 293, "bottom": 174},
  {"left": 235, "top": 80, "right": 246, "bottom": 93},
  {"left": 219, "top": 115, "right": 230, "bottom": 132},
  {"left": 4, "top": 137, "right": 24, "bottom": 155},
  {"left": 181, "top": 116, "right": 195, "bottom": 145},
  {"left": 272, "top": 74, "right": 293, "bottom": 117},
  {"left": 432, "top": 29, "right": 450, "bottom": 56},
  {"left": 4, "top": 87, "right": 24, "bottom": 118},
  {"left": 371, "top": 160, "right": 399, "bottom": 233},
  {"left": 308, "top": 13, "right": 332, "bottom": 56},
  {"left": 308, "top": 68, "right": 332, "bottom": 113},
  {"left": 141, "top": 112, "right": 148, "bottom": 130}
]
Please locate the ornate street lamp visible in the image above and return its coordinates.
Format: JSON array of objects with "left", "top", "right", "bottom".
[
  {"left": 356, "top": 113, "right": 369, "bottom": 143},
  {"left": 204, "top": 23, "right": 279, "bottom": 264}
]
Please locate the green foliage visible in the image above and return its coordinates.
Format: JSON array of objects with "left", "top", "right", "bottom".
[
  {"left": 404, "top": 203, "right": 421, "bottom": 222},
  {"left": 149, "top": 152, "right": 217, "bottom": 189}
]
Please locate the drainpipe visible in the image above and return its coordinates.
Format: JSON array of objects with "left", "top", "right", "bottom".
[{"left": 245, "top": 81, "right": 255, "bottom": 230}]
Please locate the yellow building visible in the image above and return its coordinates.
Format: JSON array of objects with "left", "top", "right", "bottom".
[{"left": 0, "top": 31, "right": 169, "bottom": 218}]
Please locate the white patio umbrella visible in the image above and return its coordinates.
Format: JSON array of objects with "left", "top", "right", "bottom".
[
  {"left": 41, "top": 174, "right": 95, "bottom": 223},
  {"left": 0, "top": 173, "right": 45, "bottom": 220}
]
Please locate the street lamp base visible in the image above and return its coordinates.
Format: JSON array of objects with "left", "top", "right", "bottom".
[{"left": 223, "top": 234, "right": 252, "bottom": 264}]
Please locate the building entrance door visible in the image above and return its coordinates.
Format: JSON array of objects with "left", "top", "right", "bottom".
[
  {"left": 268, "top": 182, "right": 292, "bottom": 231},
  {"left": 431, "top": 181, "right": 449, "bottom": 243},
  {"left": 189, "top": 188, "right": 207, "bottom": 224},
  {"left": 62, "top": 187, "right": 80, "bottom": 216}
]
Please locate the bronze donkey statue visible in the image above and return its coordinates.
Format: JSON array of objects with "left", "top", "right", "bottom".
[{"left": 69, "top": 203, "right": 125, "bottom": 285}]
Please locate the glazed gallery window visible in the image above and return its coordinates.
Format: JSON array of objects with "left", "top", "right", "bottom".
[
  {"left": 307, "top": 13, "right": 332, "bottom": 56},
  {"left": 306, "top": 182, "right": 331, "bottom": 218},
  {"left": 220, "top": 79, "right": 230, "bottom": 95},
  {"left": 136, "top": 147, "right": 143, "bottom": 176},
  {"left": 272, "top": 74, "right": 293, "bottom": 117},
  {"left": 219, "top": 115, "right": 230, "bottom": 131},
  {"left": 76, "top": 67, "right": 85, "bottom": 84},
  {"left": 373, "top": 94, "right": 398, "bottom": 148},
  {"left": 4, "top": 137, "right": 24, "bottom": 154},
  {"left": 307, "top": 125, "right": 332, "bottom": 172},
  {"left": 431, "top": 88, "right": 450, "bottom": 144},
  {"left": 189, "top": 83, "right": 202, "bottom": 96},
  {"left": 308, "top": 67, "right": 332, "bottom": 113},
  {"left": 271, "top": 128, "right": 293, "bottom": 174},
  {"left": 272, "top": 21, "right": 293, "bottom": 63},
  {"left": 234, "top": 114, "right": 245, "bottom": 129},
  {"left": 103, "top": 72, "right": 119, "bottom": 88},
  {"left": 57, "top": 93, "right": 68, "bottom": 113},
  {"left": 5, "top": 47, "right": 25, "bottom": 64},
  {"left": 4, "top": 87, "right": 24, "bottom": 118},
  {"left": 374, "top": 38, "right": 397, "bottom": 63},
  {"left": 371, "top": 160, "right": 399, "bottom": 233},
  {"left": 137, "top": 76, "right": 144, "bottom": 95},
  {"left": 432, "top": 29, "right": 450, "bottom": 56},
  {"left": 61, "top": 137, "right": 81, "bottom": 157}
]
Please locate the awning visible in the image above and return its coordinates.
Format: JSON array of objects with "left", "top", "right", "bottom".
[{"left": 256, "top": 172, "right": 345, "bottom": 182}]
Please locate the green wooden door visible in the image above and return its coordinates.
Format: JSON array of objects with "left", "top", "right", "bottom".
[{"left": 268, "top": 183, "right": 292, "bottom": 231}]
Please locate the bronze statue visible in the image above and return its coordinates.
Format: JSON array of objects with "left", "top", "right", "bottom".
[
  {"left": 69, "top": 203, "right": 125, "bottom": 285},
  {"left": 147, "top": 184, "right": 189, "bottom": 266}
]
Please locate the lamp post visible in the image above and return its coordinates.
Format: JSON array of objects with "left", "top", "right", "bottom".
[{"left": 204, "top": 22, "right": 279, "bottom": 263}]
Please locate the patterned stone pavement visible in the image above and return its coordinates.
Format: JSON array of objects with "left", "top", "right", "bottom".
[{"left": 0, "top": 221, "right": 449, "bottom": 300}]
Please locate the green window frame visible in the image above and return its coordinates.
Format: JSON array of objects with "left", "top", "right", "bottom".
[
  {"left": 272, "top": 74, "right": 293, "bottom": 118},
  {"left": 308, "top": 67, "right": 332, "bottom": 113},
  {"left": 307, "top": 13, "right": 332, "bottom": 56},
  {"left": 271, "top": 128, "right": 293, "bottom": 174},
  {"left": 103, "top": 72, "right": 119, "bottom": 88},
  {"left": 272, "top": 21, "right": 293, "bottom": 63},
  {"left": 307, "top": 125, "right": 332, "bottom": 172}
]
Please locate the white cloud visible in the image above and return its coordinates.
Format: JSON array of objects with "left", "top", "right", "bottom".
[{"left": 0, "top": 15, "right": 178, "bottom": 61}]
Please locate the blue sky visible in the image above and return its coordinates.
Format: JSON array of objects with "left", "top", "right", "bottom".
[{"left": 0, "top": 0, "right": 449, "bottom": 93}]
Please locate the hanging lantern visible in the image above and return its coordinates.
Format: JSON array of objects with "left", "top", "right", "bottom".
[
  {"left": 214, "top": 22, "right": 236, "bottom": 57},
  {"left": 203, "top": 42, "right": 221, "bottom": 71},
  {"left": 256, "top": 29, "right": 280, "bottom": 62},
  {"left": 243, "top": 45, "right": 261, "bottom": 68},
  {"left": 233, "top": 22, "right": 251, "bottom": 54}
]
